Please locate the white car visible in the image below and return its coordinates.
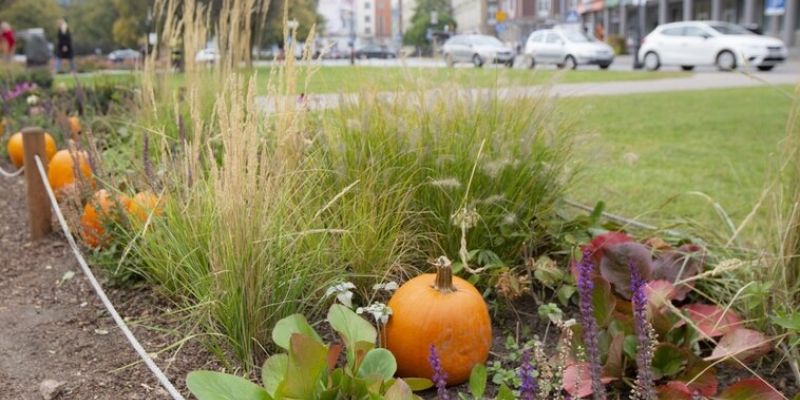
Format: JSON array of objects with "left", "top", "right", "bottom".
[
  {"left": 442, "top": 34, "right": 515, "bottom": 68},
  {"left": 524, "top": 28, "right": 614, "bottom": 70},
  {"left": 638, "top": 21, "right": 787, "bottom": 71},
  {"left": 195, "top": 48, "right": 219, "bottom": 63}
]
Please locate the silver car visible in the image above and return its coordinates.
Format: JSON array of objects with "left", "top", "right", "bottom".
[
  {"left": 442, "top": 34, "right": 515, "bottom": 68},
  {"left": 524, "top": 28, "right": 614, "bottom": 70}
]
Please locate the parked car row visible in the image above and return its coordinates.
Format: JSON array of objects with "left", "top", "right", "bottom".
[{"left": 441, "top": 20, "right": 786, "bottom": 72}]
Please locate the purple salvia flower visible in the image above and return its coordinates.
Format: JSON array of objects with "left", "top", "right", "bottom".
[
  {"left": 630, "top": 261, "right": 656, "bottom": 400},
  {"left": 518, "top": 349, "right": 538, "bottom": 400},
  {"left": 428, "top": 345, "right": 449, "bottom": 400},
  {"left": 577, "top": 249, "right": 607, "bottom": 399}
]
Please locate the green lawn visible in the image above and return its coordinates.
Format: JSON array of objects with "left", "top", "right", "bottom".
[
  {"left": 56, "top": 66, "right": 686, "bottom": 95},
  {"left": 565, "top": 85, "right": 794, "bottom": 240},
  {"left": 255, "top": 65, "right": 686, "bottom": 94}
]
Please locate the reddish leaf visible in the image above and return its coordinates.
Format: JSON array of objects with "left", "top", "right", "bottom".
[
  {"left": 592, "top": 277, "right": 617, "bottom": 328},
  {"left": 656, "top": 381, "right": 694, "bottom": 400},
  {"left": 563, "top": 363, "right": 593, "bottom": 398},
  {"left": 677, "top": 360, "right": 718, "bottom": 396},
  {"left": 584, "top": 231, "right": 633, "bottom": 263},
  {"left": 651, "top": 244, "right": 704, "bottom": 301},
  {"left": 603, "top": 332, "right": 625, "bottom": 378},
  {"left": 683, "top": 304, "right": 743, "bottom": 338},
  {"left": 563, "top": 362, "right": 616, "bottom": 398},
  {"left": 646, "top": 280, "right": 677, "bottom": 311},
  {"left": 644, "top": 237, "right": 673, "bottom": 251},
  {"left": 326, "top": 343, "right": 343, "bottom": 371},
  {"left": 599, "top": 242, "right": 654, "bottom": 299},
  {"left": 716, "top": 378, "right": 783, "bottom": 400},
  {"left": 706, "top": 328, "right": 773, "bottom": 364}
]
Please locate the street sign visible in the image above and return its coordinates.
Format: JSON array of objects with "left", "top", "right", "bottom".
[
  {"left": 765, "top": 0, "right": 785, "bottom": 15},
  {"left": 496, "top": 10, "right": 507, "bottom": 22},
  {"left": 495, "top": 22, "right": 507, "bottom": 33}
]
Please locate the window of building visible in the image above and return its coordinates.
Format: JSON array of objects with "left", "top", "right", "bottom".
[
  {"left": 364, "top": 1, "right": 371, "bottom": 9},
  {"left": 537, "top": 0, "right": 551, "bottom": 17},
  {"left": 365, "top": 15, "right": 371, "bottom": 23},
  {"left": 365, "top": 27, "right": 372, "bottom": 34}
]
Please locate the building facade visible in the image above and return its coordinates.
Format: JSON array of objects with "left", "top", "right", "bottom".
[
  {"left": 375, "top": 0, "right": 394, "bottom": 39},
  {"left": 580, "top": 0, "right": 799, "bottom": 45}
]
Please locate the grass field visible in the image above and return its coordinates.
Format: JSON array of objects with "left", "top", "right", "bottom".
[
  {"left": 56, "top": 65, "right": 685, "bottom": 95},
  {"left": 565, "top": 85, "right": 795, "bottom": 240}
]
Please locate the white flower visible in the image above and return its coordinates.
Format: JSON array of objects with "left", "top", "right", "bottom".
[
  {"left": 325, "top": 282, "right": 357, "bottom": 308},
  {"left": 372, "top": 281, "right": 399, "bottom": 292},
  {"left": 357, "top": 302, "right": 393, "bottom": 325},
  {"left": 26, "top": 95, "right": 39, "bottom": 106}
]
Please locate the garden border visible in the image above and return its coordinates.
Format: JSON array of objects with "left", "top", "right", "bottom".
[{"left": 23, "top": 153, "right": 186, "bottom": 400}]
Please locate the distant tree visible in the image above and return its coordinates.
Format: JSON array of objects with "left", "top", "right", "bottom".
[
  {"left": 403, "top": 0, "right": 456, "bottom": 48},
  {"left": 259, "top": 0, "right": 324, "bottom": 47},
  {"left": 0, "top": 0, "right": 64, "bottom": 39},
  {"left": 110, "top": 0, "right": 152, "bottom": 48},
  {"left": 66, "top": 0, "right": 119, "bottom": 54}
]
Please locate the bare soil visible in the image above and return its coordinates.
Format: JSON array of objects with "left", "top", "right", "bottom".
[{"left": 0, "top": 173, "right": 214, "bottom": 400}]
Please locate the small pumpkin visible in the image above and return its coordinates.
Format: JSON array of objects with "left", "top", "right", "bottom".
[
  {"left": 386, "top": 256, "right": 492, "bottom": 385},
  {"left": 6, "top": 132, "right": 58, "bottom": 168},
  {"left": 47, "top": 149, "right": 94, "bottom": 192},
  {"left": 127, "top": 191, "right": 163, "bottom": 222},
  {"left": 80, "top": 189, "right": 128, "bottom": 247},
  {"left": 68, "top": 116, "right": 81, "bottom": 136}
]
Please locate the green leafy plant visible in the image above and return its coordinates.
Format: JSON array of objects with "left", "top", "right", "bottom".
[
  {"left": 187, "top": 304, "right": 432, "bottom": 400},
  {"left": 565, "top": 232, "right": 777, "bottom": 398}
]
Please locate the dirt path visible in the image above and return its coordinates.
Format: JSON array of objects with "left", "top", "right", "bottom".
[{"left": 0, "top": 172, "right": 208, "bottom": 399}]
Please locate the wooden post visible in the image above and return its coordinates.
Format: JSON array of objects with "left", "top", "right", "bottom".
[{"left": 21, "top": 126, "right": 52, "bottom": 240}]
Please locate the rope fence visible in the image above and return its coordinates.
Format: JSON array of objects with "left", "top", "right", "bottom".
[
  {"left": 1, "top": 127, "right": 185, "bottom": 400},
  {"left": 0, "top": 165, "right": 22, "bottom": 178}
]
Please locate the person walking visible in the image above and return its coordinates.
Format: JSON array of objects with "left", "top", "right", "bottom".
[
  {"left": 55, "top": 18, "right": 75, "bottom": 73},
  {"left": 1, "top": 22, "right": 15, "bottom": 61}
]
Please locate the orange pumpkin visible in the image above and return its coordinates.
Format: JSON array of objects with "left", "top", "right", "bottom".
[
  {"left": 6, "top": 132, "right": 58, "bottom": 168},
  {"left": 80, "top": 189, "right": 127, "bottom": 247},
  {"left": 68, "top": 116, "right": 81, "bottom": 136},
  {"left": 47, "top": 149, "right": 94, "bottom": 192},
  {"left": 386, "top": 256, "right": 492, "bottom": 385},
  {"left": 127, "top": 191, "right": 163, "bottom": 222}
]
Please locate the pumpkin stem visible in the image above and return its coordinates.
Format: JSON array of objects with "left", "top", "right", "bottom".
[{"left": 433, "top": 256, "right": 456, "bottom": 293}]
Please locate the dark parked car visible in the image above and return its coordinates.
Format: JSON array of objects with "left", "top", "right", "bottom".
[{"left": 354, "top": 45, "right": 396, "bottom": 59}]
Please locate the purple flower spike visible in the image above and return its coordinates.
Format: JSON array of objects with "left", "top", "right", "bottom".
[
  {"left": 630, "top": 261, "right": 656, "bottom": 399},
  {"left": 428, "top": 344, "right": 449, "bottom": 400},
  {"left": 518, "top": 349, "right": 538, "bottom": 400},
  {"left": 577, "top": 249, "right": 608, "bottom": 400}
]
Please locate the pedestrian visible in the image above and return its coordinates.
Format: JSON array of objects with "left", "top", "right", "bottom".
[
  {"left": 55, "top": 18, "right": 75, "bottom": 73},
  {"left": 1, "top": 22, "right": 15, "bottom": 61},
  {"left": 594, "top": 22, "right": 605, "bottom": 42}
]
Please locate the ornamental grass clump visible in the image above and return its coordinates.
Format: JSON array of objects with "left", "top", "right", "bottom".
[{"left": 124, "top": 0, "right": 576, "bottom": 372}]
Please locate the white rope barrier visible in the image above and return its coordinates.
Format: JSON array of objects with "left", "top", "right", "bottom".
[
  {"left": 33, "top": 155, "right": 186, "bottom": 400},
  {"left": 0, "top": 165, "right": 23, "bottom": 178}
]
